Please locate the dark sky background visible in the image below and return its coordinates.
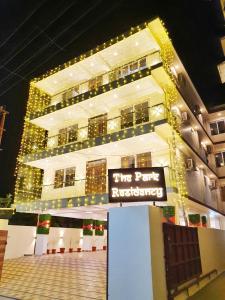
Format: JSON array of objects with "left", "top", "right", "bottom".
[{"left": 0, "top": 0, "right": 224, "bottom": 197}]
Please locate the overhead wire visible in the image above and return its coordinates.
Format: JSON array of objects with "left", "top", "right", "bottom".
[
  {"left": 0, "top": 0, "right": 78, "bottom": 85},
  {"left": 0, "top": 0, "right": 121, "bottom": 97},
  {"left": 0, "top": 0, "right": 47, "bottom": 50}
]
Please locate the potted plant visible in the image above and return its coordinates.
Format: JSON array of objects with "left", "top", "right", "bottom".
[
  {"left": 69, "top": 238, "right": 73, "bottom": 253},
  {"left": 60, "top": 247, "right": 65, "bottom": 253}
]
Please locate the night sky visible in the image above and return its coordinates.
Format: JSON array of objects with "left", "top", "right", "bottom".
[{"left": 0, "top": 0, "right": 224, "bottom": 197}]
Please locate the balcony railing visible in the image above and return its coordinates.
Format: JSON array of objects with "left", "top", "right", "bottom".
[
  {"left": 50, "top": 51, "right": 162, "bottom": 107},
  {"left": 41, "top": 166, "right": 177, "bottom": 201},
  {"left": 46, "top": 102, "right": 166, "bottom": 149}
]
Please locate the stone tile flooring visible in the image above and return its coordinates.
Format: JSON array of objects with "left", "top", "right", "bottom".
[{"left": 0, "top": 252, "right": 106, "bottom": 300}]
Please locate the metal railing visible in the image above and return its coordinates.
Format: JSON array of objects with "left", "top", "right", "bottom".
[
  {"left": 41, "top": 166, "right": 177, "bottom": 200},
  {"left": 46, "top": 102, "right": 167, "bottom": 149},
  {"left": 49, "top": 51, "right": 162, "bottom": 106}
]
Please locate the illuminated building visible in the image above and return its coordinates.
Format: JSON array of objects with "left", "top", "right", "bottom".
[{"left": 14, "top": 18, "right": 225, "bottom": 228}]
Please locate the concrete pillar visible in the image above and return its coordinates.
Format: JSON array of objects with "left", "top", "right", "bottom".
[
  {"left": 108, "top": 205, "right": 167, "bottom": 300},
  {"left": 35, "top": 214, "right": 51, "bottom": 256}
]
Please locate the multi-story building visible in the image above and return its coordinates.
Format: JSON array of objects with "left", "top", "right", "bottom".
[
  {"left": 14, "top": 18, "right": 225, "bottom": 229},
  {"left": 0, "top": 106, "right": 8, "bottom": 147}
]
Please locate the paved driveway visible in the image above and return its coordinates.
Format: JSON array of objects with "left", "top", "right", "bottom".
[{"left": 0, "top": 252, "right": 106, "bottom": 300}]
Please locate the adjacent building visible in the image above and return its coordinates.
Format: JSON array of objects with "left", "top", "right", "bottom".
[{"left": 14, "top": 18, "right": 225, "bottom": 228}]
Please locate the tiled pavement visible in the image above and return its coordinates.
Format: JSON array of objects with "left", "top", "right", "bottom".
[{"left": 0, "top": 252, "right": 106, "bottom": 300}]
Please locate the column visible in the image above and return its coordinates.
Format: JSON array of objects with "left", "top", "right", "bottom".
[{"left": 35, "top": 214, "right": 51, "bottom": 256}]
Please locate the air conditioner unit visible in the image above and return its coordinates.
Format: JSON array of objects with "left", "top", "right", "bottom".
[
  {"left": 181, "top": 111, "right": 189, "bottom": 122},
  {"left": 186, "top": 158, "right": 194, "bottom": 171},
  {"left": 206, "top": 145, "right": 213, "bottom": 154},
  {"left": 210, "top": 179, "right": 217, "bottom": 190}
]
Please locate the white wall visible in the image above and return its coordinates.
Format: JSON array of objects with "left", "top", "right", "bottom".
[
  {"left": 5, "top": 226, "right": 36, "bottom": 259},
  {"left": 198, "top": 227, "right": 225, "bottom": 274},
  {"left": 48, "top": 227, "right": 82, "bottom": 250},
  {"left": 5, "top": 225, "right": 107, "bottom": 259}
]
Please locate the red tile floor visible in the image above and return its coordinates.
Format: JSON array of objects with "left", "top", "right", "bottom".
[{"left": 0, "top": 252, "right": 106, "bottom": 300}]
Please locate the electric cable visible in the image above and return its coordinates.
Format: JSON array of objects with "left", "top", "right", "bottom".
[
  {"left": 0, "top": 0, "right": 47, "bottom": 50},
  {"left": 0, "top": 1, "right": 76, "bottom": 68},
  {"left": 0, "top": 0, "right": 102, "bottom": 88},
  {"left": 0, "top": 1, "right": 121, "bottom": 97}
]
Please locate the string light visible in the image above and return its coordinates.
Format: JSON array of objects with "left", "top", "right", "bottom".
[{"left": 15, "top": 17, "right": 188, "bottom": 216}]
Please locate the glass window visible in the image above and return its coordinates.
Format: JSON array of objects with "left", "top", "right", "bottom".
[
  {"left": 137, "top": 152, "right": 152, "bottom": 168},
  {"left": 72, "top": 86, "right": 79, "bottom": 97},
  {"left": 121, "top": 107, "right": 133, "bottom": 129},
  {"left": 215, "top": 152, "right": 225, "bottom": 167},
  {"left": 129, "top": 62, "right": 138, "bottom": 73},
  {"left": 58, "top": 128, "right": 67, "bottom": 146},
  {"left": 88, "top": 78, "right": 96, "bottom": 90},
  {"left": 210, "top": 120, "right": 225, "bottom": 135},
  {"left": 96, "top": 75, "right": 103, "bottom": 88},
  {"left": 68, "top": 125, "right": 78, "bottom": 143},
  {"left": 85, "top": 159, "right": 106, "bottom": 195},
  {"left": 218, "top": 120, "right": 225, "bottom": 134},
  {"left": 122, "top": 66, "right": 129, "bottom": 77},
  {"left": 134, "top": 101, "right": 149, "bottom": 124},
  {"left": 88, "top": 114, "right": 107, "bottom": 138},
  {"left": 121, "top": 156, "right": 135, "bottom": 168},
  {"left": 54, "top": 169, "right": 64, "bottom": 188},
  {"left": 139, "top": 57, "right": 147, "bottom": 69},
  {"left": 65, "top": 167, "right": 75, "bottom": 187}
]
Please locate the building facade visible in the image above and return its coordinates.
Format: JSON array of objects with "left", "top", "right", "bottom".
[{"left": 14, "top": 18, "right": 225, "bottom": 228}]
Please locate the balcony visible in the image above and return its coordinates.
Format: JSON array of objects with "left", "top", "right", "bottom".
[
  {"left": 22, "top": 102, "right": 168, "bottom": 165},
  {"left": 47, "top": 103, "right": 166, "bottom": 149},
  {"left": 15, "top": 166, "right": 178, "bottom": 212},
  {"left": 30, "top": 51, "right": 162, "bottom": 121}
]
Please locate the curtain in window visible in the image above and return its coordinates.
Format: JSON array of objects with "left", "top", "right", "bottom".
[
  {"left": 54, "top": 169, "right": 64, "bottom": 188},
  {"left": 65, "top": 167, "right": 75, "bottom": 187},
  {"left": 121, "top": 107, "right": 133, "bottom": 129},
  {"left": 85, "top": 159, "right": 106, "bottom": 195},
  {"left": 88, "top": 114, "right": 107, "bottom": 138},
  {"left": 137, "top": 152, "right": 152, "bottom": 168},
  {"left": 121, "top": 156, "right": 135, "bottom": 168},
  {"left": 134, "top": 101, "right": 149, "bottom": 125},
  {"left": 58, "top": 128, "right": 67, "bottom": 146},
  {"left": 68, "top": 125, "right": 78, "bottom": 143}
]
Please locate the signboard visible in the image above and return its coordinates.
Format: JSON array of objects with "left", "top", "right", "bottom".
[{"left": 108, "top": 167, "right": 167, "bottom": 203}]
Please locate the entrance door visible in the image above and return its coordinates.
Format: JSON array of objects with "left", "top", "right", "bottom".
[{"left": 85, "top": 159, "right": 107, "bottom": 195}]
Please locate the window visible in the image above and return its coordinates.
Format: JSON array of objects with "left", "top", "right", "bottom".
[
  {"left": 121, "top": 66, "right": 129, "bottom": 77},
  {"left": 58, "top": 129, "right": 67, "bottom": 146},
  {"left": 85, "top": 159, "right": 106, "bottom": 195},
  {"left": 88, "top": 76, "right": 103, "bottom": 91},
  {"left": 121, "top": 156, "right": 135, "bottom": 168},
  {"left": 134, "top": 101, "right": 149, "bottom": 124},
  {"left": 54, "top": 168, "right": 75, "bottom": 189},
  {"left": 139, "top": 57, "right": 147, "bottom": 69},
  {"left": 121, "top": 107, "right": 133, "bottom": 129},
  {"left": 129, "top": 61, "right": 138, "bottom": 73},
  {"left": 137, "top": 152, "right": 152, "bottom": 168},
  {"left": 68, "top": 125, "right": 78, "bottom": 143},
  {"left": 215, "top": 152, "right": 225, "bottom": 167},
  {"left": 54, "top": 169, "right": 64, "bottom": 188},
  {"left": 88, "top": 78, "right": 96, "bottom": 91},
  {"left": 88, "top": 114, "right": 107, "bottom": 138},
  {"left": 65, "top": 168, "right": 75, "bottom": 187},
  {"left": 210, "top": 120, "right": 225, "bottom": 135}
]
